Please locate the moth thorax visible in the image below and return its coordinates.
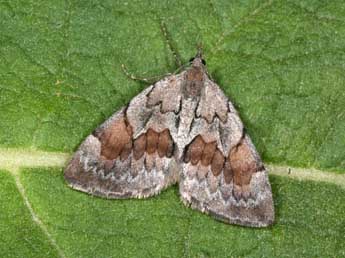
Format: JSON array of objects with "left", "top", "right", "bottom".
[{"left": 183, "top": 66, "right": 205, "bottom": 98}]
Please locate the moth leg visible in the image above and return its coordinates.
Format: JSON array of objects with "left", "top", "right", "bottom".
[
  {"left": 160, "top": 20, "right": 183, "bottom": 68},
  {"left": 121, "top": 64, "right": 171, "bottom": 84}
]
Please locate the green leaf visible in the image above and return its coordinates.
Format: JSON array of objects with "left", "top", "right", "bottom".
[
  {"left": 0, "top": 0, "right": 345, "bottom": 257},
  {"left": 0, "top": 170, "right": 60, "bottom": 258}
]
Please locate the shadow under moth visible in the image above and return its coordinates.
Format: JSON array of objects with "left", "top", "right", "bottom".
[{"left": 64, "top": 50, "right": 274, "bottom": 227}]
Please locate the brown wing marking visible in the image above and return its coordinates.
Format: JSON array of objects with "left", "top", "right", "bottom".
[
  {"left": 200, "top": 142, "right": 217, "bottom": 166},
  {"left": 229, "top": 135, "right": 263, "bottom": 200},
  {"left": 210, "top": 149, "right": 225, "bottom": 176},
  {"left": 146, "top": 129, "right": 159, "bottom": 154},
  {"left": 98, "top": 125, "right": 175, "bottom": 170},
  {"left": 157, "top": 129, "right": 174, "bottom": 158},
  {"left": 184, "top": 135, "right": 230, "bottom": 179},
  {"left": 180, "top": 134, "right": 273, "bottom": 227},
  {"left": 65, "top": 109, "right": 177, "bottom": 198},
  {"left": 96, "top": 117, "right": 133, "bottom": 160},
  {"left": 133, "top": 134, "right": 146, "bottom": 160},
  {"left": 183, "top": 135, "right": 224, "bottom": 178},
  {"left": 183, "top": 134, "right": 263, "bottom": 201}
]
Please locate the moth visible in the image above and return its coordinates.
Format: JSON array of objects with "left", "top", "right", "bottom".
[{"left": 64, "top": 50, "right": 274, "bottom": 227}]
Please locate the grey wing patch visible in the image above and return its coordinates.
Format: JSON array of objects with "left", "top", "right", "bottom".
[
  {"left": 196, "top": 79, "right": 229, "bottom": 123},
  {"left": 126, "top": 74, "right": 184, "bottom": 141},
  {"left": 146, "top": 73, "right": 184, "bottom": 114},
  {"left": 64, "top": 84, "right": 179, "bottom": 199}
]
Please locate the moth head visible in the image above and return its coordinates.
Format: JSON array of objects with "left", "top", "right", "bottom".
[
  {"left": 189, "top": 57, "right": 206, "bottom": 67},
  {"left": 189, "top": 46, "right": 206, "bottom": 68}
]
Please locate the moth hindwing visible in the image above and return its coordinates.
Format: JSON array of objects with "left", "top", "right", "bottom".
[{"left": 64, "top": 53, "right": 274, "bottom": 227}]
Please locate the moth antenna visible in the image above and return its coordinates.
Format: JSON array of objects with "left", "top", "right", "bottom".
[
  {"left": 160, "top": 20, "right": 183, "bottom": 68},
  {"left": 196, "top": 43, "right": 203, "bottom": 58},
  {"left": 172, "top": 62, "right": 191, "bottom": 74},
  {"left": 121, "top": 64, "right": 171, "bottom": 84}
]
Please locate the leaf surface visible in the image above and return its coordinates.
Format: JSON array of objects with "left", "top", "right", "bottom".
[{"left": 0, "top": 0, "right": 345, "bottom": 257}]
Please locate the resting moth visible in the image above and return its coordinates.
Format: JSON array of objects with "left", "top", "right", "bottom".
[{"left": 64, "top": 50, "right": 274, "bottom": 227}]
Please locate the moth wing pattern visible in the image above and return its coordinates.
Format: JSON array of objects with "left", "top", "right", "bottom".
[
  {"left": 64, "top": 55, "right": 275, "bottom": 227},
  {"left": 64, "top": 74, "right": 184, "bottom": 199},
  {"left": 179, "top": 78, "right": 274, "bottom": 227}
]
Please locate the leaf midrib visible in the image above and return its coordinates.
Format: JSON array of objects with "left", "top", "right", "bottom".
[{"left": 0, "top": 147, "right": 344, "bottom": 188}]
